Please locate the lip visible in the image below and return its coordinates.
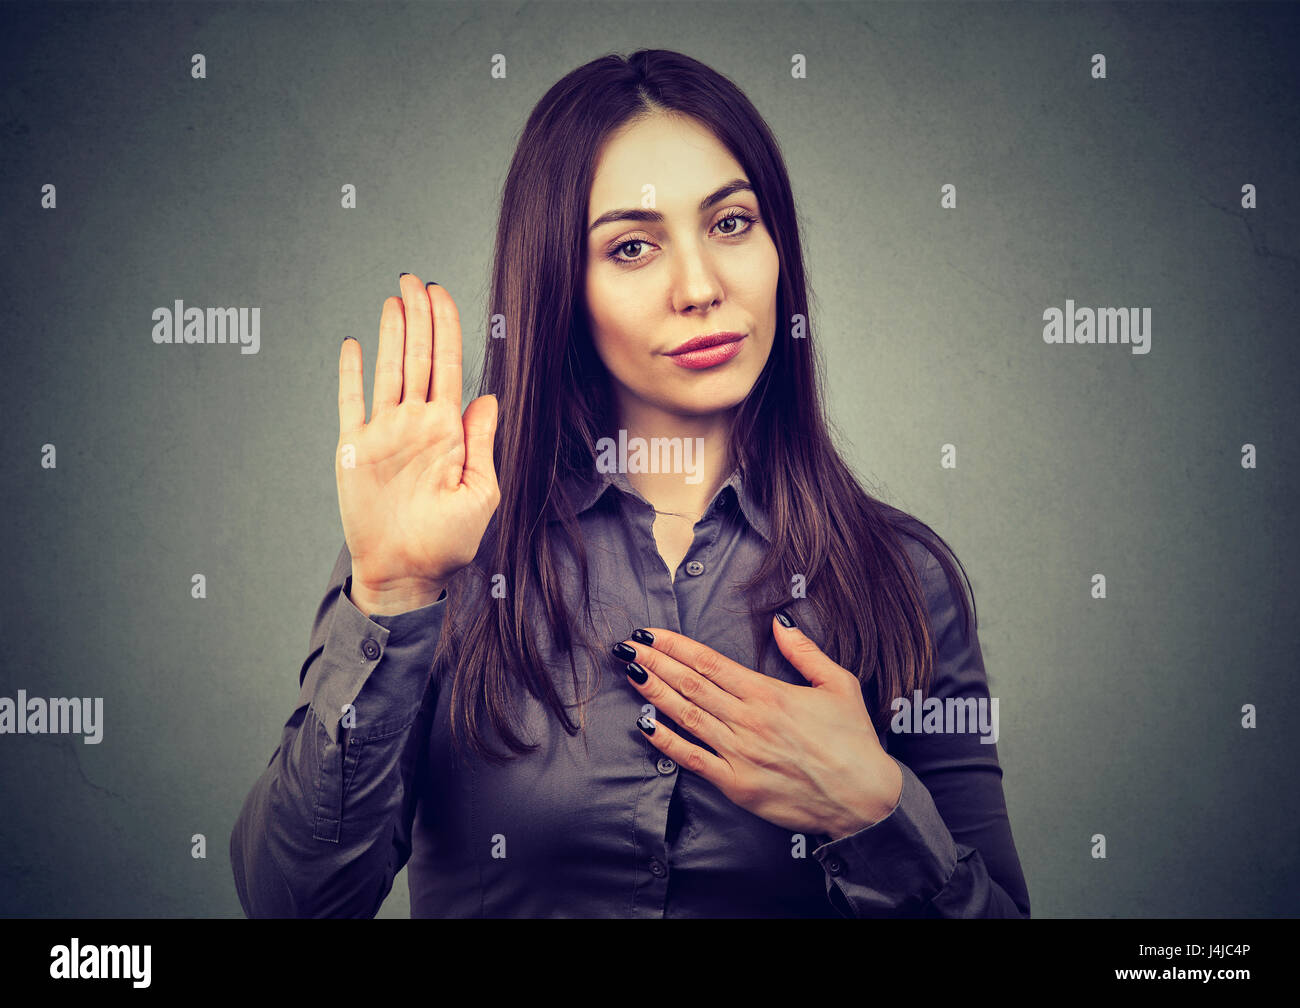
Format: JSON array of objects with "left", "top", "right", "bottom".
[
  {"left": 666, "top": 331, "right": 747, "bottom": 356},
  {"left": 665, "top": 333, "right": 746, "bottom": 370}
]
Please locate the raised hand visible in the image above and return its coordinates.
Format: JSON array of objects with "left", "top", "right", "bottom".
[{"left": 335, "top": 274, "right": 500, "bottom": 611}]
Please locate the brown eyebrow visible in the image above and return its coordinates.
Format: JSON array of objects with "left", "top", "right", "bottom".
[{"left": 587, "top": 178, "right": 755, "bottom": 235}]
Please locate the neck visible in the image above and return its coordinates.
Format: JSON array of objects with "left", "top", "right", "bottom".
[{"left": 615, "top": 397, "right": 734, "bottom": 520}]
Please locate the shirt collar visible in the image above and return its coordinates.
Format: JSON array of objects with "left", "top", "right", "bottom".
[{"left": 552, "top": 461, "right": 773, "bottom": 544}]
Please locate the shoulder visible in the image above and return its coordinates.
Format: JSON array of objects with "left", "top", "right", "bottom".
[
  {"left": 874, "top": 500, "right": 951, "bottom": 585},
  {"left": 874, "top": 500, "right": 975, "bottom": 646}
]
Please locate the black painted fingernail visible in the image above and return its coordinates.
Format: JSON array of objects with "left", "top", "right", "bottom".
[
  {"left": 612, "top": 642, "right": 636, "bottom": 661},
  {"left": 399, "top": 272, "right": 410, "bottom": 279},
  {"left": 426, "top": 281, "right": 438, "bottom": 287},
  {"left": 631, "top": 628, "right": 654, "bottom": 645},
  {"left": 636, "top": 715, "right": 655, "bottom": 735},
  {"left": 776, "top": 609, "right": 797, "bottom": 629},
  {"left": 625, "top": 661, "right": 648, "bottom": 684}
]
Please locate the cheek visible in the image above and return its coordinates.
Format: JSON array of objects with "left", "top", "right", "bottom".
[
  {"left": 757, "top": 240, "right": 781, "bottom": 295},
  {"left": 586, "top": 281, "right": 646, "bottom": 374},
  {"left": 589, "top": 276, "right": 654, "bottom": 347},
  {"left": 729, "top": 238, "right": 779, "bottom": 298},
  {"left": 758, "top": 248, "right": 782, "bottom": 335}
]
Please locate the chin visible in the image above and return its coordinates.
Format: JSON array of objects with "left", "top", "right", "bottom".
[{"left": 672, "top": 386, "right": 752, "bottom": 416}]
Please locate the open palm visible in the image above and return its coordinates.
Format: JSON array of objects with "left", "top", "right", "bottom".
[{"left": 335, "top": 274, "right": 500, "bottom": 596}]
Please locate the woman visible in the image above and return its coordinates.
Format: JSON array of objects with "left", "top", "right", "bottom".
[{"left": 231, "top": 49, "right": 1030, "bottom": 918}]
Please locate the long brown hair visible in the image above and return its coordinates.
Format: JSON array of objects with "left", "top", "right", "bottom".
[{"left": 435, "top": 48, "right": 975, "bottom": 764}]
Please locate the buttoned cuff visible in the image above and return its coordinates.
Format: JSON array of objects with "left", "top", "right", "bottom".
[
  {"left": 811, "top": 754, "right": 959, "bottom": 916},
  {"left": 297, "top": 575, "right": 448, "bottom": 743}
]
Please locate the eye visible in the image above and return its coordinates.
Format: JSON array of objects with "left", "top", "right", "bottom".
[
  {"left": 603, "top": 209, "right": 761, "bottom": 266},
  {"left": 714, "top": 209, "right": 757, "bottom": 237},
  {"left": 608, "top": 238, "right": 650, "bottom": 265}
]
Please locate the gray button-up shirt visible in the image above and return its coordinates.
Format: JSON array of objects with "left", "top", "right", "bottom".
[{"left": 230, "top": 464, "right": 1030, "bottom": 917}]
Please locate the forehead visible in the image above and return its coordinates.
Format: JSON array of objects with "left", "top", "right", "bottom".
[{"left": 588, "top": 115, "right": 742, "bottom": 218}]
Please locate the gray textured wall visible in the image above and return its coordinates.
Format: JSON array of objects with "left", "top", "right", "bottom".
[{"left": 1, "top": 0, "right": 1296, "bottom": 918}]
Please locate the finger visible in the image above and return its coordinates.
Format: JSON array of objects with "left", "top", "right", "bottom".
[
  {"left": 460, "top": 394, "right": 500, "bottom": 499},
  {"left": 633, "top": 627, "right": 765, "bottom": 701},
  {"left": 427, "top": 282, "right": 463, "bottom": 415},
  {"left": 398, "top": 273, "right": 433, "bottom": 405},
  {"left": 771, "top": 615, "right": 849, "bottom": 690},
  {"left": 635, "top": 713, "right": 731, "bottom": 788},
  {"left": 338, "top": 337, "right": 365, "bottom": 437},
  {"left": 372, "top": 295, "right": 404, "bottom": 418},
  {"left": 617, "top": 637, "right": 745, "bottom": 729},
  {"left": 623, "top": 653, "right": 733, "bottom": 751}
]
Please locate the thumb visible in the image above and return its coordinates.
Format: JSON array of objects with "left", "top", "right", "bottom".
[
  {"left": 772, "top": 611, "right": 842, "bottom": 689},
  {"left": 460, "top": 393, "right": 499, "bottom": 497}
]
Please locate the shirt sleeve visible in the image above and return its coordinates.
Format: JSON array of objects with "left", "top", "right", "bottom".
[
  {"left": 229, "top": 539, "right": 447, "bottom": 918},
  {"left": 810, "top": 540, "right": 1032, "bottom": 918}
]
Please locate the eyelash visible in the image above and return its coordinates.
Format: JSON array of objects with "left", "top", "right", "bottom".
[{"left": 603, "top": 210, "right": 760, "bottom": 266}]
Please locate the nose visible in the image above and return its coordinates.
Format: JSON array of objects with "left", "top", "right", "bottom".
[{"left": 670, "top": 243, "right": 723, "bottom": 314}]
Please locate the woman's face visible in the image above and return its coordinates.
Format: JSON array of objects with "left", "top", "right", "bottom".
[{"left": 583, "top": 113, "right": 779, "bottom": 424}]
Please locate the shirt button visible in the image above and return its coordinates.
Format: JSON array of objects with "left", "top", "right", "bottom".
[
  {"left": 685, "top": 560, "right": 705, "bottom": 576},
  {"left": 656, "top": 756, "right": 676, "bottom": 775},
  {"left": 360, "top": 637, "right": 381, "bottom": 661},
  {"left": 649, "top": 858, "right": 667, "bottom": 878},
  {"left": 825, "top": 856, "right": 843, "bottom": 875}
]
